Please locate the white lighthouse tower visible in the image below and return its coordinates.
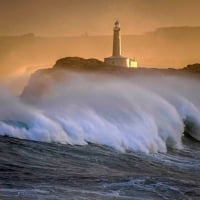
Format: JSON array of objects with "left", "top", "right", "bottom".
[
  {"left": 112, "top": 20, "right": 121, "bottom": 57},
  {"left": 104, "top": 20, "right": 138, "bottom": 68}
]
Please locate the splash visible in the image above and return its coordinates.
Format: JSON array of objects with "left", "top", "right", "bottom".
[{"left": 0, "top": 73, "right": 200, "bottom": 153}]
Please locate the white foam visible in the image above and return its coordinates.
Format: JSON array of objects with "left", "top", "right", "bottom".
[{"left": 0, "top": 73, "right": 199, "bottom": 153}]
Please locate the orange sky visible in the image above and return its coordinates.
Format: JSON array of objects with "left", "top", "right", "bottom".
[
  {"left": 0, "top": 0, "right": 200, "bottom": 36},
  {"left": 1, "top": 0, "right": 200, "bottom": 93}
]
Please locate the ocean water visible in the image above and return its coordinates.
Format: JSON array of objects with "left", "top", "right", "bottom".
[
  {"left": 0, "top": 136, "right": 199, "bottom": 200},
  {"left": 0, "top": 72, "right": 199, "bottom": 199}
]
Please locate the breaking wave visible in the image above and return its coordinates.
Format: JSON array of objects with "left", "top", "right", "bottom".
[{"left": 0, "top": 73, "right": 200, "bottom": 153}]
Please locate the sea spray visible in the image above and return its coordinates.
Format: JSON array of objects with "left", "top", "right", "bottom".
[
  {"left": 0, "top": 73, "right": 199, "bottom": 153},
  {"left": 0, "top": 88, "right": 72, "bottom": 143}
]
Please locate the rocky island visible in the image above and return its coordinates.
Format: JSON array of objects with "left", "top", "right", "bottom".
[{"left": 21, "top": 56, "right": 200, "bottom": 103}]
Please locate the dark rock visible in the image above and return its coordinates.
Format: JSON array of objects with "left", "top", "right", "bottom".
[
  {"left": 20, "top": 57, "right": 200, "bottom": 103},
  {"left": 183, "top": 63, "right": 200, "bottom": 73}
]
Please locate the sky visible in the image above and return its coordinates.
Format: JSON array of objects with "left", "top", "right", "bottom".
[
  {"left": 0, "top": 0, "right": 200, "bottom": 89},
  {"left": 0, "top": 0, "right": 200, "bottom": 36}
]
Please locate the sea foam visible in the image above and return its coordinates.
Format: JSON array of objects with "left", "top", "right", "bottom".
[{"left": 0, "top": 73, "right": 200, "bottom": 153}]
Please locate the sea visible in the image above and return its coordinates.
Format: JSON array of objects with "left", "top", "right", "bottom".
[{"left": 0, "top": 72, "right": 199, "bottom": 199}]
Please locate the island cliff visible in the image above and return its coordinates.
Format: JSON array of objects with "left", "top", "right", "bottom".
[{"left": 21, "top": 57, "right": 200, "bottom": 103}]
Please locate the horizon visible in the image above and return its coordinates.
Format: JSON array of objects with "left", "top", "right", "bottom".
[
  {"left": 1, "top": 25, "right": 200, "bottom": 38},
  {"left": 0, "top": 0, "right": 200, "bottom": 36},
  {"left": 0, "top": 1, "right": 200, "bottom": 198},
  {"left": 1, "top": 0, "right": 200, "bottom": 92},
  {"left": 1, "top": 25, "right": 200, "bottom": 37}
]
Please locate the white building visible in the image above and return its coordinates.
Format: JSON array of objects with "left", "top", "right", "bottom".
[{"left": 104, "top": 21, "right": 138, "bottom": 68}]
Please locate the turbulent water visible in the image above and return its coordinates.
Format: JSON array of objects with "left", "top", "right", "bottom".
[{"left": 0, "top": 72, "right": 200, "bottom": 199}]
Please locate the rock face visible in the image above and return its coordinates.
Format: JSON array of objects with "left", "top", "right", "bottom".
[
  {"left": 183, "top": 63, "right": 200, "bottom": 73},
  {"left": 21, "top": 57, "right": 200, "bottom": 103},
  {"left": 20, "top": 57, "right": 117, "bottom": 103},
  {"left": 52, "top": 57, "right": 135, "bottom": 74},
  {"left": 54, "top": 57, "right": 103, "bottom": 69}
]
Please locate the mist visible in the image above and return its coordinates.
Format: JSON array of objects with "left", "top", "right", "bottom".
[
  {"left": 1, "top": 25, "right": 200, "bottom": 88},
  {"left": 1, "top": 0, "right": 200, "bottom": 36},
  {"left": 0, "top": 72, "right": 200, "bottom": 153},
  {"left": 1, "top": 0, "right": 200, "bottom": 83}
]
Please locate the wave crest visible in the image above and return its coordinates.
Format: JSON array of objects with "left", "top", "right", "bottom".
[{"left": 0, "top": 74, "right": 200, "bottom": 153}]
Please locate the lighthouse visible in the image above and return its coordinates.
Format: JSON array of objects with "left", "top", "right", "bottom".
[
  {"left": 112, "top": 20, "right": 121, "bottom": 57},
  {"left": 104, "top": 20, "right": 138, "bottom": 68}
]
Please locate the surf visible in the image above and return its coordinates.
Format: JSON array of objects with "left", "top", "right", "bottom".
[{"left": 0, "top": 73, "right": 200, "bottom": 153}]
